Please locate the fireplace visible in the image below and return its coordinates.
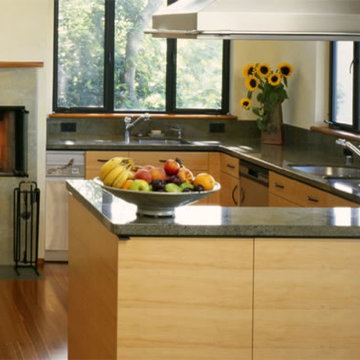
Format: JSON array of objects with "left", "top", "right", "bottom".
[{"left": 0, "top": 106, "right": 28, "bottom": 176}]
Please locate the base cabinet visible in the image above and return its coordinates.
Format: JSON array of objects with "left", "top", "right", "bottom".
[
  {"left": 68, "top": 196, "right": 360, "bottom": 360},
  {"left": 253, "top": 238, "right": 360, "bottom": 360}
]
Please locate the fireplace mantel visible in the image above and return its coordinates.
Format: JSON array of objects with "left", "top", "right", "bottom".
[{"left": 0, "top": 62, "right": 43, "bottom": 68}]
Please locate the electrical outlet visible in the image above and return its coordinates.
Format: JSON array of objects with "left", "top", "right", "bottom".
[
  {"left": 209, "top": 123, "right": 225, "bottom": 133},
  {"left": 61, "top": 122, "right": 76, "bottom": 132}
]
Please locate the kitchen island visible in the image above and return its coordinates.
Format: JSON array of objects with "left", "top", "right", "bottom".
[{"left": 67, "top": 179, "right": 360, "bottom": 360}]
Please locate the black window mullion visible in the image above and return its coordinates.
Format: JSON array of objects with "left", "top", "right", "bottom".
[
  {"left": 221, "top": 40, "right": 231, "bottom": 115},
  {"left": 53, "top": 0, "right": 59, "bottom": 111},
  {"left": 166, "top": 39, "right": 177, "bottom": 113},
  {"left": 104, "top": 0, "right": 115, "bottom": 112},
  {"left": 353, "top": 42, "right": 360, "bottom": 131}
]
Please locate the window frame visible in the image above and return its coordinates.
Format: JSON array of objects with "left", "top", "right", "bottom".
[
  {"left": 53, "top": 0, "right": 230, "bottom": 115},
  {"left": 330, "top": 41, "right": 360, "bottom": 132}
]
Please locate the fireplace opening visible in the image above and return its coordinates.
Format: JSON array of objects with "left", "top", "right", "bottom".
[{"left": 0, "top": 106, "right": 28, "bottom": 177}]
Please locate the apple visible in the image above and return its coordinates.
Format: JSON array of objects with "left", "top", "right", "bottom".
[
  {"left": 178, "top": 167, "right": 194, "bottom": 183},
  {"left": 164, "top": 159, "right": 180, "bottom": 176},
  {"left": 150, "top": 167, "right": 167, "bottom": 181},
  {"left": 129, "top": 179, "right": 151, "bottom": 191},
  {"left": 165, "top": 183, "right": 181, "bottom": 193},
  {"left": 134, "top": 169, "right": 152, "bottom": 183}
]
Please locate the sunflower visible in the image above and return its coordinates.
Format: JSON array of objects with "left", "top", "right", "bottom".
[
  {"left": 242, "top": 63, "right": 256, "bottom": 78},
  {"left": 277, "top": 62, "right": 293, "bottom": 78},
  {"left": 245, "top": 76, "right": 259, "bottom": 91},
  {"left": 240, "top": 98, "right": 251, "bottom": 110},
  {"left": 256, "top": 63, "right": 270, "bottom": 78},
  {"left": 268, "top": 73, "right": 281, "bottom": 86}
]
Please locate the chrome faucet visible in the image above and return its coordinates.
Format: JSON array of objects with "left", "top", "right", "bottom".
[
  {"left": 123, "top": 113, "right": 150, "bottom": 144},
  {"left": 335, "top": 138, "right": 360, "bottom": 161}
]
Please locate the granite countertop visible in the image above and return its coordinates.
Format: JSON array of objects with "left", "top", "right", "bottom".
[
  {"left": 49, "top": 136, "right": 360, "bottom": 203},
  {"left": 66, "top": 179, "right": 360, "bottom": 238}
]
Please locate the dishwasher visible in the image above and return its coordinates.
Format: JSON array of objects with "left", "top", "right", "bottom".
[
  {"left": 239, "top": 159, "right": 269, "bottom": 206},
  {"left": 45, "top": 151, "right": 85, "bottom": 261}
]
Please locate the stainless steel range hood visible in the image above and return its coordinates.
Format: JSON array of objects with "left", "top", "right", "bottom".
[{"left": 147, "top": 0, "right": 360, "bottom": 40}]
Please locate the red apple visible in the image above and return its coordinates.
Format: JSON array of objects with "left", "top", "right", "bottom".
[
  {"left": 150, "top": 167, "right": 167, "bottom": 181},
  {"left": 164, "top": 159, "right": 180, "bottom": 176},
  {"left": 134, "top": 169, "right": 152, "bottom": 183},
  {"left": 178, "top": 167, "right": 194, "bottom": 183}
]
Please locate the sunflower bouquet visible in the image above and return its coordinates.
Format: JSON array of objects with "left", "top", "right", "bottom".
[{"left": 240, "top": 62, "right": 293, "bottom": 131}]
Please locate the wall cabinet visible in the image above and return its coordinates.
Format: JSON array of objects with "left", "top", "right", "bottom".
[{"left": 269, "top": 171, "right": 358, "bottom": 207}]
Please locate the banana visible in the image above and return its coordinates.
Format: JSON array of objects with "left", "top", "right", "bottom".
[
  {"left": 112, "top": 166, "right": 131, "bottom": 188},
  {"left": 99, "top": 157, "right": 133, "bottom": 181},
  {"left": 103, "top": 166, "right": 125, "bottom": 186}
]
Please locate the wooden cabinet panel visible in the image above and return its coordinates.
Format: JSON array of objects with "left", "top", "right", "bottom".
[
  {"left": 253, "top": 238, "right": 360, "bottom": 360},
  {"left": 268, "top": 192, "right": 299, "bottom": 207},
  {"left": 221, "top": 172, "right": 240, "bottom": 206},
  {"left": 128, "top": 151, "right": 209, "bottom": 172},
  {"left": 269, "top": 171, "right": 358, "bottom": 207},
  {"left": 117, "top": 237, "right": 253, "bottom": 360},
  {"left": 85, "top": 151, "right": 129, "bottom": 179},
  {"left": 326, "top": 192, "right": 359, "bottom": 207},
  {"left": 221, "top": 153, "right": 239, "bottom": 177},
  {"left": 240, "top": 176, "right": 268, "bottom": 206}
]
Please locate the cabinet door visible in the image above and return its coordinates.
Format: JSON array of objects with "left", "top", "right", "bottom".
[
  {"left": 253, "top": 238, "right": 360, "bottom": 360},
  {"left": 326, "top": 192, "right": 359, "bottom": 207},
  {"left": 220, "top": 172, "right": 239, "bottom": 206},
  {"left": 128, "top": 151, "right": 209, "bottom": 172},
  {"left": 117, "top": 237, "right": 254, "bottom": 360},
  {"left": 240, "top": 177, "right": 268, "bottom": 206},
  {"left": 85, "top": 151, "right": 129, "bottom": 179}
]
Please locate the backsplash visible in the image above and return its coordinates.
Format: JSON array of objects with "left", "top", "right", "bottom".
[{"left": 47, "top": 115, "right": 358, "bottom": 164}]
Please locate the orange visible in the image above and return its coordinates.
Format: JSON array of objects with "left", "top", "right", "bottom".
[
  {"left": 121, "top": 179, "right": 133, "bottom": 190},
  {"left": 193, "top": 173, "right": 215, "bottom": 191}
]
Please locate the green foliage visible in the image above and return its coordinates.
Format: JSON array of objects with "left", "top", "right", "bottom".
[{"left": 57, "top": 0, "right": 223, "bottom": 111}]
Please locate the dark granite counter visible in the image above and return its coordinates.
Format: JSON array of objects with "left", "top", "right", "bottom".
[
  {"left": 66, "top": 179, "right": 360, "bottom": 238},
  {"left": 50, "top": 136, "right": 360, "bottom": 203}
]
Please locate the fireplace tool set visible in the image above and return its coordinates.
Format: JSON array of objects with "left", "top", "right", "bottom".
[{"left": 13, "top": 181, "right": 40, "bottom": 275}]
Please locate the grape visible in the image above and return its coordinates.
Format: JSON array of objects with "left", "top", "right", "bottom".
[
  {"left": 166, "top": 175, "right": 182, "bottom": 186},
  {"left": 151, "top": 179, "right": 165, "bottom": 191},
  {"left": 193, "top": 184, "right": 205, "bottom": 192}
]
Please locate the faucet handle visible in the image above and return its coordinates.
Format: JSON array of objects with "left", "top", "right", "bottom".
[{"left": 124, "top": 116, "right": 133, "bottom": 124}]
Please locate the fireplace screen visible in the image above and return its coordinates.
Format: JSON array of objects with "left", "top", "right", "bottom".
[{"left": 0, "top": 106, "right": 28, "bottom": 176}]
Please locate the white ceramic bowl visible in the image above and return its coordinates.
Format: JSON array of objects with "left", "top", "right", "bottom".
[{"left": 93, "top": 177, "right": 221, "bottom": 217}]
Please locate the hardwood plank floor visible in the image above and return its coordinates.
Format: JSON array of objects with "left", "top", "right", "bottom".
[{"left": 0, "top": 263, "right": 68, "bottom": 360}]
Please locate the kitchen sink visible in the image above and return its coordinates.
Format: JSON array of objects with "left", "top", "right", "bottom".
[
  {"left": 133, "top": 138, "right": 189, "bottom": 145},
  {"left": 288, "top": 164, "right": 360, "bottom": 179}
]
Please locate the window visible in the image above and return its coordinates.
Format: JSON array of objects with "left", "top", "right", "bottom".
[
  {"left": 330, "top": 41, "right": 360, "bottom": 131},
  {"left": 53, "top": 0, "right": 230, "bottom": 114}
]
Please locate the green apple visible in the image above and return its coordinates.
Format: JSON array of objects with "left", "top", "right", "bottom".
[
  {"left": 129, "top": 179, "right": 151, "bottom": 191},
  {"left": 180, "top": 182, "right": 194, "bottom": 191},
  {"left": 165, "top": 183, "right": 181, "bottom": 193}
]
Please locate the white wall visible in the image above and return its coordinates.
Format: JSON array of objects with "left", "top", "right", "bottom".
[
  {"left": 0, "top": 0, "right": 54, "bottom": 259},
  {"left": 232, "top": 40, "right": 329, "bottom": 129}
]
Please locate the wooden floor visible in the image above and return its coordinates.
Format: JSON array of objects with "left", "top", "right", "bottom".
[{"left": 0, "top": 263, "right": 68, "bottom": 360}]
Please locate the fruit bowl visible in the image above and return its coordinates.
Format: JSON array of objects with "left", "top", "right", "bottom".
[{"left": 93, "top": 177, "right": 221, "bottom": 217}]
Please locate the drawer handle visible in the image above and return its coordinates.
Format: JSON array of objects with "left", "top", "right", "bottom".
[
  {"left": 274, "top": 182, "right": 285, "bottom": 189},
  {"left": 159, "top": 159, "right": 167, "bottom": 163},
  {"left": 226, "top": 164, "right": 235, "bottom": 169},
  {"left": 97, "top": 159, "right": 110, "bottom": 163},
  {"left": 307, "top": 196, "right": 319, "bottom": 203}
]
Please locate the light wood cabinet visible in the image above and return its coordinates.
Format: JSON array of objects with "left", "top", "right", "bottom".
[
  {"left": 253, "top": 238, "right": 360, "bottom": 360},
  {"left": 69, "top": 195, "right": 253, "bottom": 360},
  {"left": 85, "top": 150, "right": 129, "bottom": 179},
  {"left": 220, "top": 153, "right": 240, "bottom": 206},
  {"left": 269, "top": 171, "right": 359, "bottom": 207}
]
